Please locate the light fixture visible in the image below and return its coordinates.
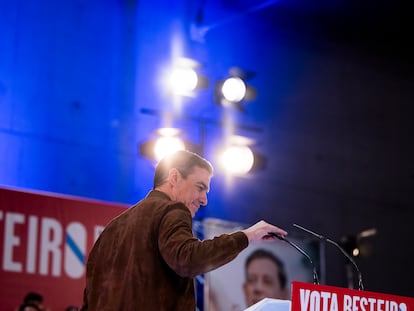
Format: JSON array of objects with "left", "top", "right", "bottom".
[
  {"left": 340, "top": 228, "right": 377, "bottom": 258},
  {"left": 153, "top": 128, "right": 186, "bottom": 161},
  {"left": 221, "top": 77, "right": 247, "bottom": 103},
  {"left": 220, "top": 145, "right": 254, "bottom": 175},
  {"left": 139, "top": 128, "right": 186, "bottom": 162},
  {"left": 216, "top": 135, "right": 262, "bottom": 175},
  {"left": 215, "top": 67, "right": 256, "bottom": 111},
  {"left": 165, "top": 57, "right": 209, "bottom": 97},
  {"left": 139, "top": 127, "right": 203, "bottom": 162}
]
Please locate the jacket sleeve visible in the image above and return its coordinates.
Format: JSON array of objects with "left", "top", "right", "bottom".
[{"left": 157, "top": 203, "right": 249, "bottom": 278}]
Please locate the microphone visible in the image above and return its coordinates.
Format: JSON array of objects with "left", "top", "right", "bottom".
[
  {"left": 267, "top": 232, "right": 320, "bottom": 285},
  {"left": 293, "top": 223, "right": 364, "bottom": 290}
]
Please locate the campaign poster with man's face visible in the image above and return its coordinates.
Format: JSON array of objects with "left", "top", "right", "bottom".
[{"left": 202, "top": 218, "right": 322, "bottom": 311}]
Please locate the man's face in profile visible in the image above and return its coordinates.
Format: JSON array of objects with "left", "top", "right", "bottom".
[{"left": 243, "top": 257, "right": 288, "bottom": 306}]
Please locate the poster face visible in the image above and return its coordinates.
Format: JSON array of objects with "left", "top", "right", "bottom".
[{"left": 202, "top": 218, "right": 323, "bottom": 311}]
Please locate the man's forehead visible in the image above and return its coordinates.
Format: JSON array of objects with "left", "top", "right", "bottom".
[
  {"left": 248, "top": 259, "right": 280, "bottom": 272},
  {"left": 190, "top": 166, "right": 212, "bottom": 178}
]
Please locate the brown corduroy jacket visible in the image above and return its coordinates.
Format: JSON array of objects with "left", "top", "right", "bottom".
[{"left": 81, "top": 190, "right": 248, "bottom": 311}]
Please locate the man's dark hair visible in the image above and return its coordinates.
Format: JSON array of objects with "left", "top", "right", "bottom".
[
  {"left": 23, "top": 292, "right": 43, "bottom": 304},
  {"left": 245, "top": 249, "right": 287, "bottom": 288},
  {"left": 153, "top": 150, "right": 213, "bottom": 188}
]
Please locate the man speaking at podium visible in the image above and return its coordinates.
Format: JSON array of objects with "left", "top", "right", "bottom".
[{"left": 80, "top": 150, "right": 287, "bottom": 311}]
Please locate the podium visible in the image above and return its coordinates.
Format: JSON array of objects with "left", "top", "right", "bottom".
[{"left": 244, "top": 282, "right": 414, "bottom": 311}]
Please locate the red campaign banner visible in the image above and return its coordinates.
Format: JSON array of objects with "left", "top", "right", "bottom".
[
  {"left": 0, "top": 186, "right": 129, "bottom": 311},
  {"left": 291, "top": 281, "right": 414, "bottom": 311}
]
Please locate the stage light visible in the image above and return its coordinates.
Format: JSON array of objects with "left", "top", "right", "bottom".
[
  {"left": 341, "top": 228, "right": 377, "bottom": 258},
  {"left": 221, "top": 77, "right": 246, "bottom": 103},
  {"left": 139, "top": 128, "right": 186, "bottom": 162},
  {"left": 154, "top": 137, "right": 185, "bottom": 161},
  {"left": 138, "top": 111, "right": 267, "bottom": 174},
  {"left": 215, "top": 67, "right": 256, "bottom": 110},
  {"left": 166, "top": 58, "right": 209, "bottom": 97},
  {"left": 216, "top": 135, "right": 258, "bottom": 175},
  {"left": 169, "top": 67, "right": 198, "bottom": 95},
  {"left": 220, "top": 145, "right": 254, "bottom": 175}
]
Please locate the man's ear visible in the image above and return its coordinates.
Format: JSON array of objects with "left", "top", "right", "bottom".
[{"left": 168, "top": 168, "right": 180, "bottom": 186}]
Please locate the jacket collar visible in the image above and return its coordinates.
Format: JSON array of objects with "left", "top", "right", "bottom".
[{"left": 147, "top": 189, "right": 172, "bottom": 201}]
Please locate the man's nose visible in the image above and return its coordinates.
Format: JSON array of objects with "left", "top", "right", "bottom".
[
  {"left": 199, "top": 192, "right": 208, "bottom": 206},
  {"left": 253, "top": 280, "right": 265, "bottom": 291}
]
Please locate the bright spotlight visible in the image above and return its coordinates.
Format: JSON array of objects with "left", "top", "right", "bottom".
[
  {"left": 139, "top": 127, "right": 187, "bottom": 162},
  {"left": 153, "top": 128, "right": 185, "bottom": 161},
  {"left": 215, "top": 67, "right": 256, "bottom": 110},
  {"left": 166, "top": 58, "right": 208, "bottom": 97},
  {"left": 169, "top": 67, "right": 198, "bottom": 95},
  {"left": 221, "top": 77, "right": 246, "bottom": 102},
  {"left": 154, "top": 136, "right": 185, "bottom": 161},
  {"left": 219, "top": 145, "right": 254, "bottom": 175}
]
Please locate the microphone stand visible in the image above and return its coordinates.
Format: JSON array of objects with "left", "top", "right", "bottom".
[
  {"left": 293, "top": 224, "right": 364, "bottom": 290},
  {"left": 267, "top": 232, "right": 319, "bottom": 285}
]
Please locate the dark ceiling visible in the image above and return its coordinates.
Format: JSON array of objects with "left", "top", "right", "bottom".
[{"left": 220, "top": 0, "right": 413, "bottom": 62}]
